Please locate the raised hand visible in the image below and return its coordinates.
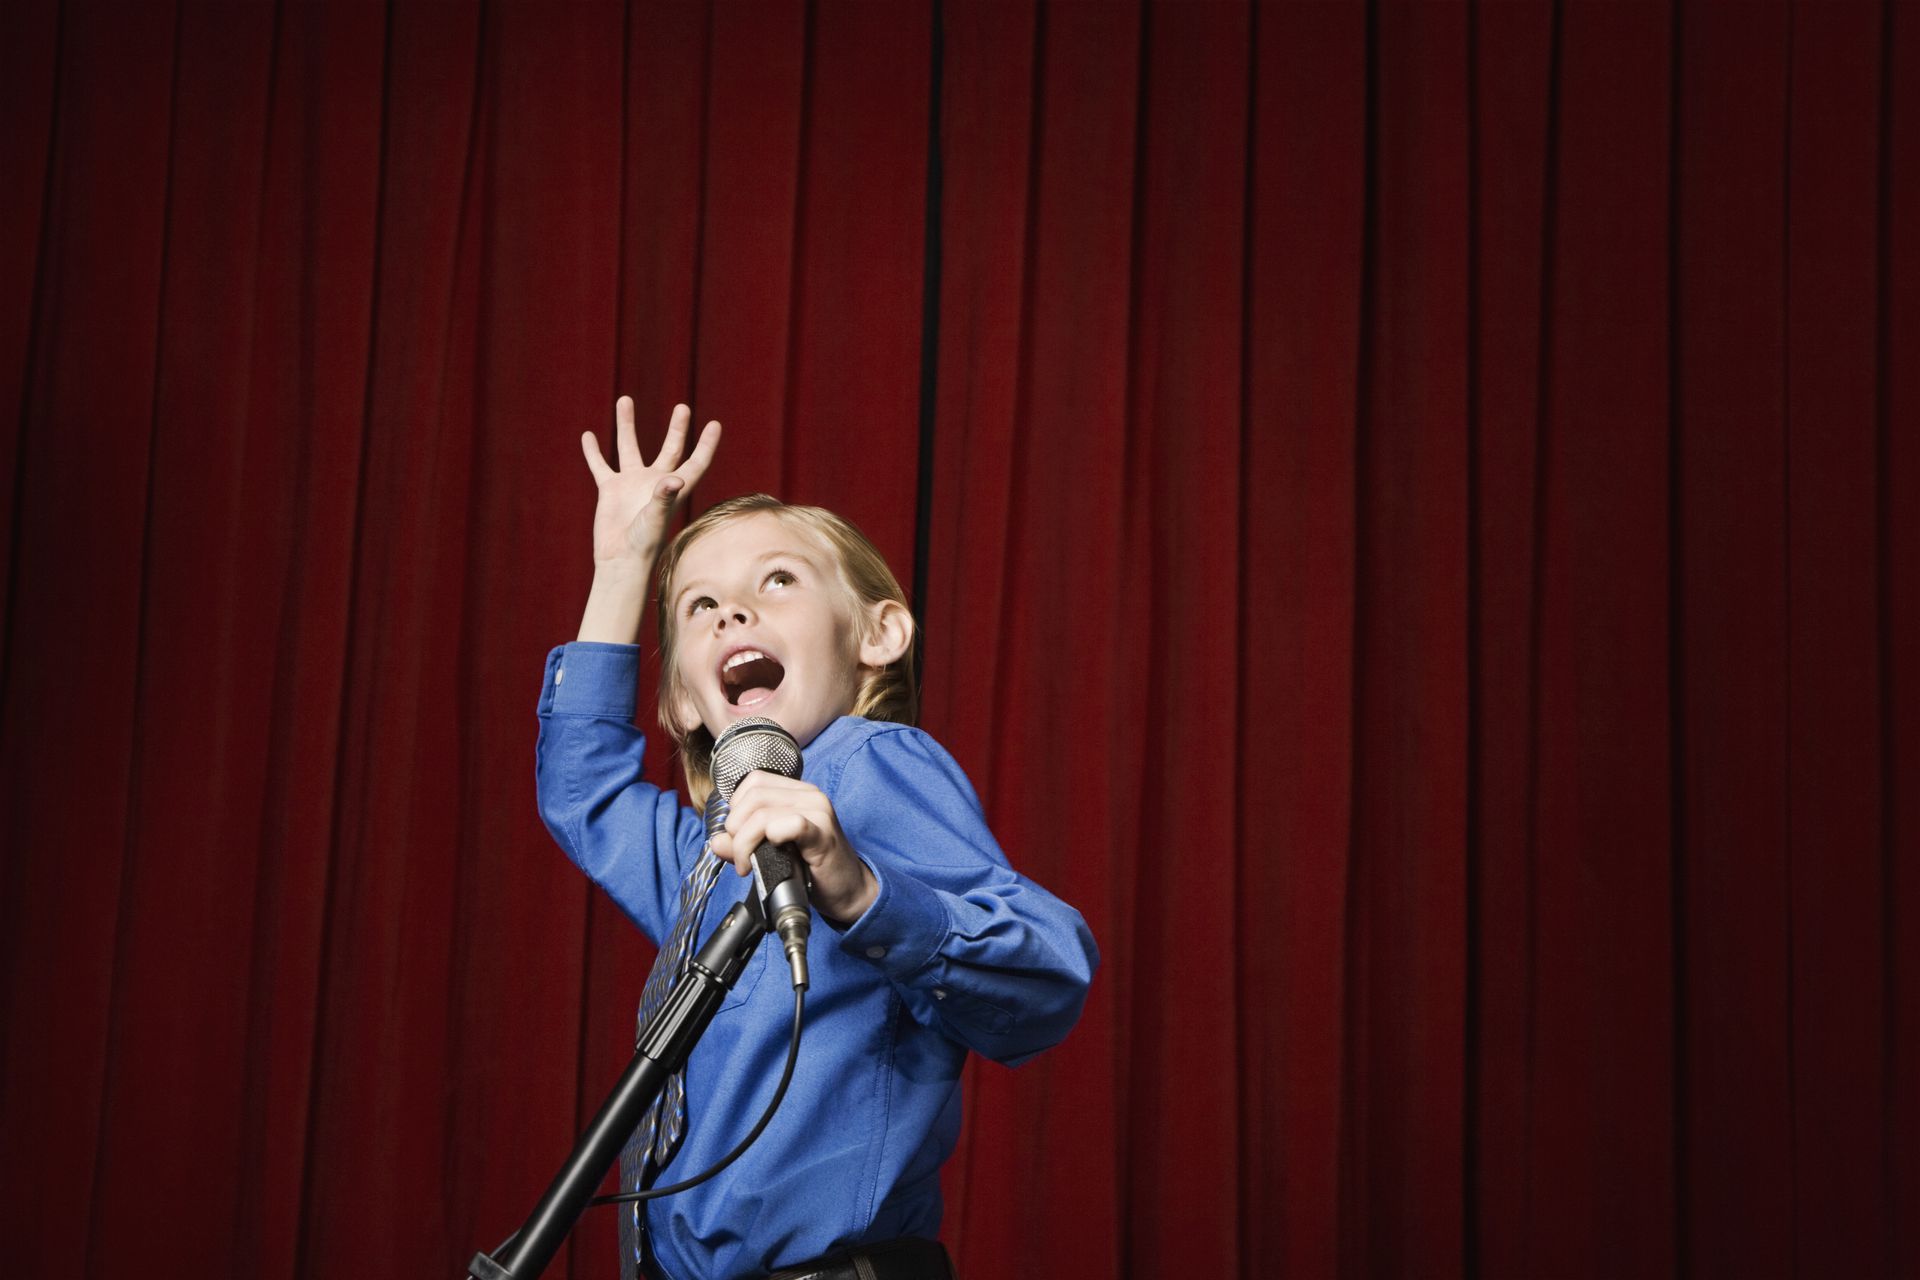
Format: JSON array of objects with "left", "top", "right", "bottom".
[{"left": 580, "top": 397, "right": 721, "bottom": 577}]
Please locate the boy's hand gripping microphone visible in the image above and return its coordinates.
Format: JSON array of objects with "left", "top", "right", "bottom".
[{"left": 708, "top": 717, "right": 812, "bottom": 991}]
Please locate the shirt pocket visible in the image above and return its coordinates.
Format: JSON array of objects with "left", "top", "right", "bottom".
[
  {"left": 704, "top": 878, "right": 771, "bottom": 1012},
  {"left": 718, "top": 938, "right": 771, "bottom": 1011}
]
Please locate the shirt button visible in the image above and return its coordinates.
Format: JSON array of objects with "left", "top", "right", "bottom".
[
  {"left": 865, "top": 945, "right": 887, "bottom": 959},
  {"left": 555, "top": 667, "right": 565, "bottom": 683},
  {"left": 932, "top": 988, "right": 947, "bottom": 1001}
]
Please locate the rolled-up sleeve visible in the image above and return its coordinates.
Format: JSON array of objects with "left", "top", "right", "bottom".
[
  {"left": 832, "top": 727, "right": 1098, "bottom": 1065},
  {"left": 535, "top": 642, "right": 705, "bottom": 944}
]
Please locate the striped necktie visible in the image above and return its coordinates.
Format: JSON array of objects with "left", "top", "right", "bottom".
[{"left": 617, "top": 788, "right": 728, "bottom": 1280}]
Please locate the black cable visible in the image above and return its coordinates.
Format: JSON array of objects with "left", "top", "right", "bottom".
[{"left": 587, "top": 986, "right": 806, "bottom": 1208}]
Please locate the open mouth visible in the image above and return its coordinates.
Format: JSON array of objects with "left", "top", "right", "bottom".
[{"left": 720, "top": 648, "right": 786, "bottom": 710}]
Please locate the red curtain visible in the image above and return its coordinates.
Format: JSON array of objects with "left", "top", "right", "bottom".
[{"left": 2, "top": 1, "right": 1915, "bottom": 1276}]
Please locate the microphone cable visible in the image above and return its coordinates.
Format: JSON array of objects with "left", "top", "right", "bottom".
[{"left": 585, "top": 985, "right": 805, "bottom": 1208}]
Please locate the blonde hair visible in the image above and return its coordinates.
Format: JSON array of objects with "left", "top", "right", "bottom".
[{"left": 653, "top": 493, "right": 918, "bottom": 804}]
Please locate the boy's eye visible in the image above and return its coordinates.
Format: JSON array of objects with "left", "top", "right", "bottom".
[
  {"left": 764, "top": 569, "right": 796, "bottom": 589},
  {"left": 686, "top": 595, "right": 716, "bottom": 617}
]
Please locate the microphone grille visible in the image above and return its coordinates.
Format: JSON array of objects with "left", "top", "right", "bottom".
[{"left": 709, "top": 717, "right": 802, "bottom": 800}]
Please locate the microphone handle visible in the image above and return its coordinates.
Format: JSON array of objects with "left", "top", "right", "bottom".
[{"left": 751, "top": 842, "right": 812, "bottom": 991}]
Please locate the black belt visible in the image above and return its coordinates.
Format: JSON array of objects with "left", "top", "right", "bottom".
[{"left": 763, "top": 1236, "right": 955, "bottom": 1280}]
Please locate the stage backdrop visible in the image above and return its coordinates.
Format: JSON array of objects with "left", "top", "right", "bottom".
[{"left": 2, "top": 0, "right": 1916, "bottom": 1276}]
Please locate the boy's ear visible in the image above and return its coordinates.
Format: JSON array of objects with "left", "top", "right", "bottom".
[{"left": 858, "top": 599, "right": 914, "bottom": 669}]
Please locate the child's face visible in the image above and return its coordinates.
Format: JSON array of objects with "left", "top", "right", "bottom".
[{"left": 665, "top": 511, "right": 866, "bottom": 749}]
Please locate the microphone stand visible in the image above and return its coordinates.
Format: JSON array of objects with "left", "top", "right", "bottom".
[{"left": 466, "top": 893, "right": 771, "bottom": 1280}]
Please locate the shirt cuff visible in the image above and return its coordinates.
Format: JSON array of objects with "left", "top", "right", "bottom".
[
  {"left": 541, "top": 642, "right": 643, "bottom": 718},
  {"left": 836, "top": 856, "right": 951, "bottom": 983}
]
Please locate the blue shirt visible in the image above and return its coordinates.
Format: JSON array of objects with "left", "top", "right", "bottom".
[{"left": 536, "top": 642, "right": 1098, "bottom": 1280}]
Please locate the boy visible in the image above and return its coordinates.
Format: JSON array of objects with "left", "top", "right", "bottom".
[{"left": 537, "top": 401, "right": 1096, "bottom": 1279}]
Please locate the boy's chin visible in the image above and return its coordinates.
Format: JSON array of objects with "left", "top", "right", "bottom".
[
  {"left": 700, "top": 703, "right": 791, "bottom": 738},
  {"left": 711, "top": 708, "right": 841, "bottom": 749},
  {"left": 696, "top": 692, "right": 846, "bottom": 748}
]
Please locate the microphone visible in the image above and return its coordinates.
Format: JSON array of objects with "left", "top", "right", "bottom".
[{"left": 709, "top": 717, "right": 812, "bottom": 991}]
